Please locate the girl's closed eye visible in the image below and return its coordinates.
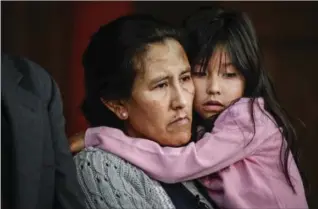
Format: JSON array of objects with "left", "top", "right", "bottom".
[
  {"left": 223, "top": 72, "right": 238, "bottom": 78},
  {"left": 221, "top": 64, "right": 240, "bottom": 78},
  {"left": 192, "top": 71, "right": 207, "bottom": 77}
]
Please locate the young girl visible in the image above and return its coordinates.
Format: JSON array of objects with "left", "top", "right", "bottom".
[{"left": 84, "top": 7, "right": 308, "bottom": 209}]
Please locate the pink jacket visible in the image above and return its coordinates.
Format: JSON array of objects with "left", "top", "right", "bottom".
[{"left": 85, "top": 98, "right": 308, "bottom": 209}]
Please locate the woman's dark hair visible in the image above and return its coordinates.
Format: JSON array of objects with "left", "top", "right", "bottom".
[
  {"left": 184, "top": 6, "right": 299, "bottom": 192},
  {"left": 82, "top": 14, "right": 186, "bottom": 130}
]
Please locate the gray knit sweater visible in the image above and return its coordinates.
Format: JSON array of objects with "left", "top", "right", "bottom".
[{"left": 74, "top": 147, "right": 214, "bottom": 209}]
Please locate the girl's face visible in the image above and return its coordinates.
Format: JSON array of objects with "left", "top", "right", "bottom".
[{"left": 192, "top": 46, "right": 245, "bottom": 119}]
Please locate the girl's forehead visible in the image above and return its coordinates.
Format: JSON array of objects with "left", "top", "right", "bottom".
[
  {"left": 206, "top": 46, "right": 231, "bottom": 66},
  {"left": 211, "top": 45, "right": 230, "bottom": 59}
]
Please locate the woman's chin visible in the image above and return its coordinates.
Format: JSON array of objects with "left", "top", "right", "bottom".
[{"left": 161, "top": 132, "right": 192, "bottom": 147}]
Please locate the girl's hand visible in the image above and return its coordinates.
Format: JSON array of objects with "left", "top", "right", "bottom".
[{"left": 69, "top": 131, "right": 85, "bottom": 154}]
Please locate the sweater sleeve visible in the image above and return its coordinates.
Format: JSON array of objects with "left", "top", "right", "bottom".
[
  {"left": 85, "top": 98, "right": 280, "bottom": 183},
  {"left": 73, "top": 147, "right": 175, "bottom": 209}
]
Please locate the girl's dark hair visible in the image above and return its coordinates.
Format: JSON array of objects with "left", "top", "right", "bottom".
[
  {"left": 184, "top": 6, "right": 299, "bottom": 192},
  {"left": 81, "top": 14, "right": 185, "bottom": 130}
]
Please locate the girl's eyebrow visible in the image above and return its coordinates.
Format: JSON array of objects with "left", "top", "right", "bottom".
[{"left": 221, "top": 62, "right": 233, "bottom": 67}]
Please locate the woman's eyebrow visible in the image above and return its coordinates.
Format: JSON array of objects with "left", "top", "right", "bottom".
[
  {"left": 150, "top": 67, "right": 191, "bottom": 85},
  {"left": 149, "top": 75, "right": 169, "bottom": 85},
  {"left": 180, "top": 67, "right": 191, "bottom": 75}
]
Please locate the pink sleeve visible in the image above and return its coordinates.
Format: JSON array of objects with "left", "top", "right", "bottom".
[
  {"left": 85, "top": 127, "right": 103, "bottom": 147},
  {"left": 86, "top": 98, "right": 278, "bottom": 183}
]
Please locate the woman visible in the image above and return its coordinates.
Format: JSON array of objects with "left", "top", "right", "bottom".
[{"left": 74, "top": 14, "right": 216, "bottom": 209}]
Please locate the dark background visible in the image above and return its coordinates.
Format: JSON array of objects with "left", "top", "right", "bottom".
[{"left": 2, "top": 1, "right": 317, "bottom": 207}]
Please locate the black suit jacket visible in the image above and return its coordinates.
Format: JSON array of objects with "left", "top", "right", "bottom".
[{"left": 1, "top": 55, "right": 86, "bottom": 209}]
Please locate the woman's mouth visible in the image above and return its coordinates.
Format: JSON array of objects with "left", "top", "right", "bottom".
[{"left": 169, "top": 116, "right": 190, "bottom": 126}]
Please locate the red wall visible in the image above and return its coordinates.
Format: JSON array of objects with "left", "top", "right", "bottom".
[{"left": 66, "top": 2, "right": 134, "bottom": 136}]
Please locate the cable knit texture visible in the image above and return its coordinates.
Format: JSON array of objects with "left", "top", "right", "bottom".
[{"left": 74, "top": 147, "right": 176, "bottom": 209}]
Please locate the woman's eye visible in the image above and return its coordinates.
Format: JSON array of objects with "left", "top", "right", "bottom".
[
  {"left": 155, "top": 82, "right": 168, "bottom": 89},
  {"left": 181, "top": 75, "right": 192, "bottom": 82}
]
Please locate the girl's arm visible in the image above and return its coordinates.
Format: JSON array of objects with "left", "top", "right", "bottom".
[{"left": 86, "top": 98, "right": 278, "bottom": 183}]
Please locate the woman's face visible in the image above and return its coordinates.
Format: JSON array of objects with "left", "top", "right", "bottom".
[
  {"left": 192, "top": 46, "right": 245, "bottom": 119},
  {"left": 124, "top": 39, "right": 195, "bottom": 146}
]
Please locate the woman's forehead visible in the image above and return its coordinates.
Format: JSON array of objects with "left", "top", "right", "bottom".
[
  {"left": 140, "top": 39, "right": 190, "bottom": 77},
  {"left": 145, "top": 39, "right": 185, "bottom": 61}
]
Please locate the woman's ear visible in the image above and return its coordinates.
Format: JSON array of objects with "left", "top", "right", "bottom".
[{"left": 100, "top": 97, "right": 128, "bottom": 120}]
